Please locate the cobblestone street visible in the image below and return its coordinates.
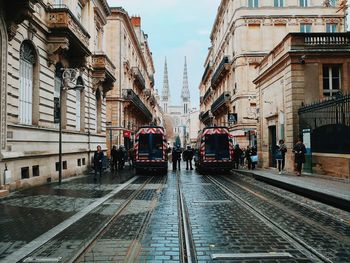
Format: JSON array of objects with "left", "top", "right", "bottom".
[{"left": 1, "top": 166, "right": 350, "bottom": 262}]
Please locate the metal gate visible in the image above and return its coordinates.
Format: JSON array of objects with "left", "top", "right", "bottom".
[{"left": 298, "top": 93, "right": 350, "bottom": 154}]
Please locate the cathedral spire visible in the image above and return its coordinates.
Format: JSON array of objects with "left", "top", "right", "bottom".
[
  {"left": 181, "top": 57, "right": 190, "bottom": 114},
  {"left": 161, "top": 57, "right": 170, "bottom": 113}
]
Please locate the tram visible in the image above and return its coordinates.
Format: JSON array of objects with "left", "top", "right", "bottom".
[
  {"left": 195, "top": 126, "right": 234, "bottom": 173},
  {"left": 134, "top": 126, "right": 168, "bottom": 174}
]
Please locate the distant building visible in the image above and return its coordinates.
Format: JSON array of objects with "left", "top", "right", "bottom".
[
  {"left": 161, "top": 57, "right": 193, "bottom": 147},
  {"left": 105, "top": 9, "right": 160, "bottom": 152}
]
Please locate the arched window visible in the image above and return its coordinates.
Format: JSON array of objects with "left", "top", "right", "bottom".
[
  {"left": 96, "top": 89, "right": 102, "bottom": 133},
  {"left": 19, "top": 41, "right": 36, "bottom": 125}
]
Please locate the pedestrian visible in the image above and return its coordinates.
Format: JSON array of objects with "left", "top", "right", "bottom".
[
  {"left": 240, "top": 148, "right": 246, "bottom": 168},
  {"left": 183, "top": 146, "right": 194, "bottom": 170},
  {"left": 128, "top": 146, "right": 135, "bottom": 168},
  {"left": 117, "top": 145, "right": 125, "bottom": 169},
  {"left": 110, "top": 145, "right": 118, "bottom": 171},
  {"left": 275, "top": 139, "right": 287, "bottom": 174},
  {"left": 233, "top": 144, "right": 243, "bottom": 169},
  {"left": 172, "top": 145, "right": 182, "bottom": 171},
  {"left": 250, "top": 145, "right": 258, "bottom": 170},
  {"left": 93, "top": 145, "right": 104, "bottom": 180},
  {"left": 293, "top": 138, "right": 306, "bottom": 176}
]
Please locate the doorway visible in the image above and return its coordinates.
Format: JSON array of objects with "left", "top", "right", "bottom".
[{"left": 268, "top": 125, "right": 277, "bottom": 167}]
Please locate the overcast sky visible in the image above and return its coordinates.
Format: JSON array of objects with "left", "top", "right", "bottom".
[{"left": 107, "top": 0, "right": 221, "bottom": 108}]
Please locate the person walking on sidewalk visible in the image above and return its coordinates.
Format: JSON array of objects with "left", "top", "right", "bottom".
[
  {"left": 276, "top": 139, "right": 287, "bottom": 175},
  {"left": 93, "top": 145, "right": 104, "bottom": 180},
  {"left": 293, "top": 138, "right": 306, "bottom": 176},
  {"left": 128, "top": 146, "right": 135, "bottom": 168},
  {"left": 172, "top": 145, "right": 182, "bottom": 171}
]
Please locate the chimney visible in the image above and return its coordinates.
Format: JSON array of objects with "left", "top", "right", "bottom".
[{"left": 131, "top": 16, "right": 141, "bottom": 27}]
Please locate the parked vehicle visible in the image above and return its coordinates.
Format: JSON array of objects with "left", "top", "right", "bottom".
[
  {"left": 134, "top": 126, "right": 168, "bottom": 174},
  {"left": 195, "top": 126, "right": 234, "bottom": 173}
]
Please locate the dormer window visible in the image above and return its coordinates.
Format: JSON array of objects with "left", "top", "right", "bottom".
[{"left": 76, "top": 3, "right": 82, "bottom": 22}]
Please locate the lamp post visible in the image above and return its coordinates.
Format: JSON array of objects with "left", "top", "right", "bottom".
[{"left": 58, "top": 68, "right": 85, "bottom": 184}]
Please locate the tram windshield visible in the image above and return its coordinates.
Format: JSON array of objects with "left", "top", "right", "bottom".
[
  {"left": 204, "top": 134, "right": 229, "bottom": 158},
  {"left": 138, "top": 133, "right": 163, "bottom": 158}
]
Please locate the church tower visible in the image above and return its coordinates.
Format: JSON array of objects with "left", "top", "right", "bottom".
[
  {"left": 161, "top": 57, "right": 170, "bottom": 113},
  {"left": 181, "top": 57, "right": 190, "bottom": 114}
]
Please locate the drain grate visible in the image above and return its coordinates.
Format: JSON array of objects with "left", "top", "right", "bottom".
[
  {"left": 23, "top": 257, "right": 62, "bottom": 262},
  {"left": 211, "top": 252, "right": 293, "bottom": 260}
]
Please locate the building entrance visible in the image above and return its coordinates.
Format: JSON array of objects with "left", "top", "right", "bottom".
[{"left": 268, "top": 125, "right": 277, "bottom": 167}]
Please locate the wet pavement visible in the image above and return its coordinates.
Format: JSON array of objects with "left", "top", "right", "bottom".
[{"left": 1, "top": 164, "right": 350, "bottom": 262}]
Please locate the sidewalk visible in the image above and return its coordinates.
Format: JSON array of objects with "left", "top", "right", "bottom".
[
  {"left": 234, "top": 168, "right": 350, "bottom": 211},
  {"left": 0, "top": 167, "right": 135, "bottom": 261}
]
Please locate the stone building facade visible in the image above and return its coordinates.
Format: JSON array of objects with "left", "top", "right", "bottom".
[
  {"left": 0, "top": 0, "right": 115, "bottom": 191},
  {"left": 105, "top": 8, "right": 160, "bottom": 152},
  {"left": 254, "top": 32, "right": 350, "bottom": 178},
  {"left": 199, "top": 0, "right": 346, "bottom": 147}
]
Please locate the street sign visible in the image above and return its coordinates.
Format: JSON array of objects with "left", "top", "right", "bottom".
[{"left": 228, "top": 113, "right": 237, "bottom": 124}]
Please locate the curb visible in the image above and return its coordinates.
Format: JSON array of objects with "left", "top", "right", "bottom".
[{"left": 235, "top": 170, "right": 350, "bottom": 212}]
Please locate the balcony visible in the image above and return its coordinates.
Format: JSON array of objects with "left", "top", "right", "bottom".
[
  {"left": 149, "top": 74, "right": 155, "bottom": 87},
  {"left": 132, "top": 67, "right": 146, "bottom": 90},
  {"left": 47, "top": 4, "right": 91, "bottom": 57},
  {"left": 211, "top": 56, "right": 230, "bottom": 89},
  {"left": 92, "top": 52, "right": 116, "bottom": 93},
  {"left": 123, "top": 89, "right": 152, "bottom": 121},
  {"left": 202, "top": 62, "right": 213, "bottom": 83},
  {"left": 200, "top": 110, "right": 212, "bottom": 124},
  {"left": 211, "top": 91, "right": 231, "bottom": 115},
  {"left": 203, "top": 87, "right": 213, "bottom": 103}
]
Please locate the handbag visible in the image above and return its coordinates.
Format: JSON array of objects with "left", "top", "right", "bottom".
[{"left": 251, "top": 155, "right": 258, "bottom": 163}]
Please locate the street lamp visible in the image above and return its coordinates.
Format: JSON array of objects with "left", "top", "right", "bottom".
[{"left": 58, "top": 68, "right": 85, "bottom": 184}]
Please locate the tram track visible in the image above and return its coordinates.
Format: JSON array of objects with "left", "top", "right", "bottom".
[
  {"left": 208, "top": 175, "right": 331, "bottom": 262},
  {"left": 177, "top": 171, "right": 196, "bottom": 263}
]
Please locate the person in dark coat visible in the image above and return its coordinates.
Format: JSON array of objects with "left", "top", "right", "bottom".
[
  {"left": 110, "top": 145, "right": 118, "bottom": 171},
  {"left": 117, "top": 145, "right": 125, "bottom": 169},
  {"left": 246, "top": 145, "right": 257, "bottom": 170},
  {"left": 275, "top": 139, "right": 287, "bottom": 174},
  {"left": 94, "top": 145, "right": 104, "bottom": 180},
  {"left": 172, "top": 145, "right": 182, "bottom": 171},
  {"left": 233, "top": 144, "right": 243, "bottom": 169},
  {"left": 293, "top": 138, "right": 306, "bottom": 176},
  {"left": 183, "top": 146, "right": 194, "bottom": 170}
]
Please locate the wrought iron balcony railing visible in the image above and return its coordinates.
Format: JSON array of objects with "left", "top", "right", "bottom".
[
  {"left": 200, "top": 110, "right": 211, "bottom": 123},
  {"left": 203, "top": 87, "right": 212, "bottom": 103},
  {"left": 211, "top": 91, "right": 231, "bottom": 114},
  {"left": 123, "top": 89, "right": 152, "bottom": 121},
  {"left": 202, "top": 62, "right": 213, "bottom": 83},
  {"left": 132, "top": 67, "right": 146, "bottom": 90},
  {"left": 211, "top": 56, "right": 230, "bottom": 89}
]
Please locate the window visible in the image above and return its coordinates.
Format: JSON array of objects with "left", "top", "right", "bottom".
[
  {"left": 76, "top": 90, "right": 81, "bottom": 131},
  {"left": 19, "top": 42, "right": 36, "bottom": 125},
  {"left": 77, "top": 159, "right": 81, "bottom": 166},
  {"left": 248, "top": 0, "right": 259, "bottom": 7},
  {"left": 76, "top": 3, "right": 82, "bottom": 22},
  {"left": 63, "top": 160, "right": 67, "bottom": 170},
  {"left": 300, "top": 24, "right": 312, "bottom": 33},
  {"left": 323, "top": 64, "right": 341, "bottom": 97},
  {"left": 82, "top": 158, "right": 86, "bottom": 165},
  {"left": 21, "top": 167, "right": 30, "bottom": 179},
  {"left": 274, "top": 0, "right": 284, "bottom": 7},
  {"left": 32, "top": 165, "right": 40, "bottom": 177},
  {"left": 55, "top": 162, "right": 60, "bottom": 171},
  {"left": 54, "top": 0, "right": 63, "bottom": 5},
  {"left": 299, "top": 0, "right": 308, "bottom": 7},
  {"left": 328, "top": 0, "right": 337, "bottom": 6},
  {"left": 326, "top": 23, "right": 337, "bottom": 33}
]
